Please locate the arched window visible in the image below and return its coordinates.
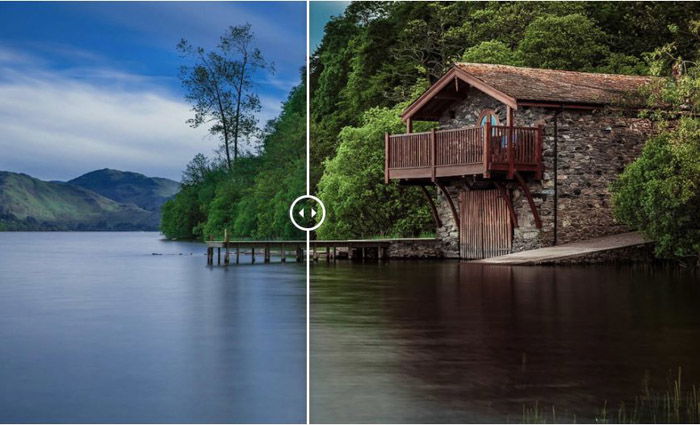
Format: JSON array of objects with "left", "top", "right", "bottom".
[{"left": 478, "top": 109, "right": 500, "bottom": 127}]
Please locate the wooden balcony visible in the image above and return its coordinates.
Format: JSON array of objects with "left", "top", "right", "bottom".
[{"left": 384, "top": 124, "right": 543, "bottom": 183}]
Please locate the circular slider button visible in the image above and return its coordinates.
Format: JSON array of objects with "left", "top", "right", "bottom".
[{"left": 289, "top": 195, "right": 326, "bottom": 231}]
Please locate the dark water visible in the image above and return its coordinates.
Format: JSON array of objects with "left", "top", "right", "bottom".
[
  {"left": 0, "top": 232, "right": 306, "bottom": 423},
  {"left": 311, "top": 261, "right": 700, "bottom": 423}
]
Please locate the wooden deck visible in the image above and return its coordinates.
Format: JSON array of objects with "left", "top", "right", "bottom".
[
  {"left": 385, "top": 123, "right": 543, "bottom": 183},
  {"left": 204, "top": 238, "right": 432, "bottom": 265},
  {"left": 471, "top": 232, "right": 650, "bottom": 265}
]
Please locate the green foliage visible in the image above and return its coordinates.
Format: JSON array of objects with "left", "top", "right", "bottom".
[
  {"left": 518, "top": 14, "right": 609, "bottom": 71},
  {"left": 461, "top": 40, "right": 523, "bottom": 66},
  {"left": 612, "top": 119, "right": 700, "bottom": 260},
  {"left": 316, "top": 104, "right": 433, "bottom": 239},
  {"left": 612, "top": 21, "right": 700, "bottom": 261},
  {"left": 161, "top": 81, "right": 306, "bottom": 241}
]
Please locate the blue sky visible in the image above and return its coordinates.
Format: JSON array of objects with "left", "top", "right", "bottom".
[
  {"left": 310, "top": 1, "right": 349, "bottom": 52},
  {"left": 0, "top": 2, "right": 305, "bottom": 181}
]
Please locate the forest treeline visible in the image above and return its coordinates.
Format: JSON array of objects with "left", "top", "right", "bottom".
[{"left": 162, "top": 3, "right": 699, "bottom": 258}]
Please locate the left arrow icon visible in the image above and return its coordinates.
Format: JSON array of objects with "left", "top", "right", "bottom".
[{"left": 299, "top": 209, "right": 305, "bottom": 218}]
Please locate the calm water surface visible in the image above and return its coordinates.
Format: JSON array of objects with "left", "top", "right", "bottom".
[
  {"left": 311, "top": 261, "right": 700, "bottom": 423},
  {"left": 0, "top": 232, "right": 305, "bottom": 423}
]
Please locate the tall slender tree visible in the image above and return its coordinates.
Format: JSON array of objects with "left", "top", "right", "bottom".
[{"left": 177, "top": 24, "right": 272, "bottom": 170}]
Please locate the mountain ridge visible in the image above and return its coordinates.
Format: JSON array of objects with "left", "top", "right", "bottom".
[{"left": 0, "top": 169, "right": 179, "bottom": 231}]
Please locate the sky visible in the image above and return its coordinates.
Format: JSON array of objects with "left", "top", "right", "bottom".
[
  {"left": 310, "top": 1, "right": 349, "bottom": 52},
  {"left": 0, "top": 2, "right": 305, "bottom": 181}
]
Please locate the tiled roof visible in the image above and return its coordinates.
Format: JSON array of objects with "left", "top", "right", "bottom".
[{"left": 455, "top": 63, "right": 656, "bottom": 106}]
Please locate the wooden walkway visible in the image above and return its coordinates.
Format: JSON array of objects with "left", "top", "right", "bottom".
[
  {"left": 205, "top": 238, "right": 417, "bottom": 265},
  {"left": 471, "top": 232, "right": 650, "bottom": 265}
]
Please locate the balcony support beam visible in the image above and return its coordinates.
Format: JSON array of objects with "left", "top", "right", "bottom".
[
  {"left": 494, "top": 181, "right": 518, "bottom": 228},
  {"left": 436, "top": 182, "right": 459, "bottom": 231},
  {"left": 514, "top": 171, "right": 542, "bottom": 229},
  {"left": 419, "top": 185, "right": 442, "bottom": 228}
]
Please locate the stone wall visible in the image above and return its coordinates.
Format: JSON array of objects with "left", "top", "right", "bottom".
[
  {"left": 386, "top": 239, "right": 444, "bottom": 258},
  {"left": 433, "top": 88, "right": 653, "bottom": 256}
]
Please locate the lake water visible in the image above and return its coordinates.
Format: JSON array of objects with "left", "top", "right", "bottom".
[
  {"left": 0, "top": 232, "right": 306, "bottom": 423},
  {"left": 311, "top": 261, "right": 700, "bottom": 423}
]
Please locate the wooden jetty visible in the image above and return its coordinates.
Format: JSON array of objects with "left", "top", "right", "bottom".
[{"left": 205, "top": 236, "right": 398, "bottom": 265}]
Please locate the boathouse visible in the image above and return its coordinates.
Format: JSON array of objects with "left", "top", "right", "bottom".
[{"left": 384, "top": 63, "right": 656, "bottom": 259}]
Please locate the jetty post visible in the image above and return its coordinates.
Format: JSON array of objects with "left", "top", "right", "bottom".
[{"left": 224, "top": 229, "right": 230, "bottom": 265}]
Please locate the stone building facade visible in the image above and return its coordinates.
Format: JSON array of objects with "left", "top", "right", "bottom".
[
  {"left": 435, "top": 92, "right": 652, "bottom": 257},
  {"left": 387, "top": 63, "right": 656, "bottom": 259}
]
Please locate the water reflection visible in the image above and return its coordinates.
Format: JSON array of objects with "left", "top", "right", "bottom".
[
  {"left": 0, "top": 232, "right": 306, "bottom": 423},
  {"left": 311, "top": 261, "right": 700, "bottom": 423}
]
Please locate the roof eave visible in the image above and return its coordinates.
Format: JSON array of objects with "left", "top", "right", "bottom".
[{"left": 401, "top": 65, "right": 518, "bottom": 122}]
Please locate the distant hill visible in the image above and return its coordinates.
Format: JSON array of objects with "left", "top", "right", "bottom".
[
  {"left": 0, "top": 171, "right": 170, "bottom": 231},
  {"left": 68, "top": 169, "right": 179, "bottom": 212}
]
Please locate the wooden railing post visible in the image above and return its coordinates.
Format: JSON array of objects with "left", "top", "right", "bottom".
[
  {"left": 430, "top": 128, "right": 436, "bottom": 182},
  {"left": 507, "top": 126, "right": 515, "bottom": 179},
  {"left": 536, "top": 124, "right": 544, "bottom": 179},
  {"left": 483, "top": 122, "right": 491, "bottom": 178},
  {"left": 384, "top": 133, "right": 389, "bottom": 184}
]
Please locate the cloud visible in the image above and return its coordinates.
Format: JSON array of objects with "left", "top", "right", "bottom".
[{"left": 0, "top": 46, "right": 286, "bottom": 181}]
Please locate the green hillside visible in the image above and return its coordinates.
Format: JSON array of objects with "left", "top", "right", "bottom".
[
  {"left": 69, "top": 169, "right": 179, "bottom": 212},
  {"left": 0, "top": 171, "right": 159, "bottom": 231}
]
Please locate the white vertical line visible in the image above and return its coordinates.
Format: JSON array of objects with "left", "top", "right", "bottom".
[{"left": 305, "top": 0, "right": 311, "bottom": 423}]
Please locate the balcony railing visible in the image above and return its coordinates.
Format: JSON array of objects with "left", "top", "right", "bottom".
[{"left": 384, "top": 123, "right": 543, "bottom": 182}]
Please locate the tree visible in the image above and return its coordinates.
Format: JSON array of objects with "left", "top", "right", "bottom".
[
  {"left": 611, "top": 119, "right": 700, "bottom": 261},
  {"left": 612, "top": 29, "right": 700, "bottom": 262},
  {"left": 177, "top": 24, "right": 272, "bottom": 170},
  {"left": 518, "top": 14, "right": 609, "bottom": 71},
  {"left": 461, "top": 40, "right": 523, "bottom": 66},
  {"left": 316, "top": 103, "right": 433, "bottom": 239}
]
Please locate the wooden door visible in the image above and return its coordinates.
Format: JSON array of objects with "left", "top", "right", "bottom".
[{"left": 459, "top": 189, "right": 512, "bottom": 259}]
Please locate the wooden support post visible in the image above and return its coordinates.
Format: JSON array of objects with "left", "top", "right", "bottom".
[
  {"left": 406, "top": 118, "right": 413, "bottom": 134},
  {"left": 326, "top": 247, "right": 330, "bottom": 262},
  {"left": 384, "top": 133, "right": 390, "bottom": 184},
  {"left": 333, "top": 246, "right": 337, "bottom": 262},
  {"left": 430, "top": 128, "right": 436, "bottom": 182},
  {"left": 419, "top": 185, "right": 442, "bottom": 228},
  {"left": 514, "top": 171, "right": 542, "bottom": 229},
  {"left": 236, "top": 244, "right": 240, "bottom": 264},
  {"left": 361, "top": 247, "right": 366, "bottom": 261},
  {"left": 217, "top": 247, "right": 221, "bottom": 265},
  {"left": 281, "top": 244, "right": 286, "bottom": 263},
  {"left": 224, "top": 229, "right": 230, "bottom": 265},
  {"left": 264, "top": 244, "right": 270, "bottom": 263},
  {"left": 536, "top": 124, "right": 544, "bottom": 180},
  {"left": 296, "top": 246, "right": 302, "bottom": 262},
  {"left": 348, "top": 247, "right": 354, "bottom": 260},
  {"left": 251, "top": 247, "right": 255, "bottom": 264},
  {"left": 207, "top": 235, "right": 213, "bottom": 265},
  {"left": 483, "top": 121, "right": 491, "bottom": 178}
]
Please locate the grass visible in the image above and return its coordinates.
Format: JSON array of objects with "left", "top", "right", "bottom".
[{"left": 521, "top": 368, "right": 700, "bottom": 423}]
